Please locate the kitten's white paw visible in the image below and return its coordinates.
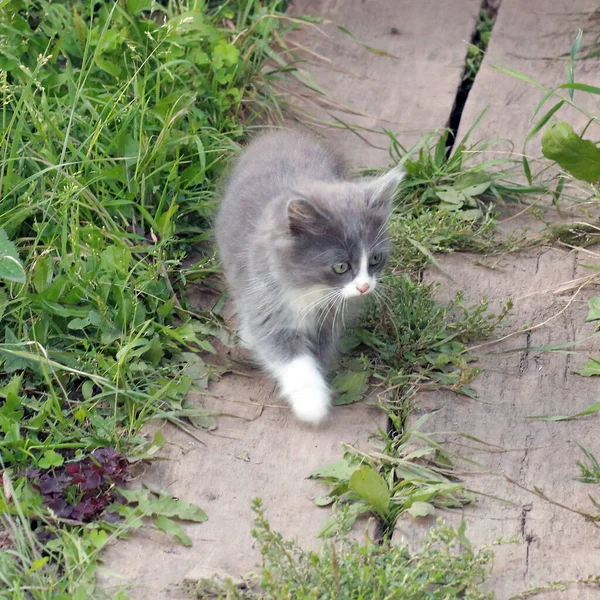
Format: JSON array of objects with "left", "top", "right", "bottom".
[
  {"left": 272, "top": 355, "right": 330, "bottom": 425},
  {"left": 289, "top": 385, "right": 330, "bottom": 424}
]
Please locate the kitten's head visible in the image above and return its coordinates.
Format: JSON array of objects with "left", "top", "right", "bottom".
[{"left": 275, "top": 167, "right": 403, "bottom": 300}]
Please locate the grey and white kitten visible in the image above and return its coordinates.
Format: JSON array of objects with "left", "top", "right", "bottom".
[{"left": 215, "top": 130, "right": 403, "bottom": 424}]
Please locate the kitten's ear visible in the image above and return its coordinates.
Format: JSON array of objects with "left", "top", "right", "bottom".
[
  {"left": 367, "top": 165, "right": 404, "bottom": 208},
  {"left": 288, "top": 198, "right": 329, "bottom": 235}
]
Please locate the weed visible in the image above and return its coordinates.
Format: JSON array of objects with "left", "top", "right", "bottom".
[
  {"left": 463, "top": 7, "right": 496, "bottom": 88},
  {"left": 575, "top": 446, "right": 600, "bottom": 485},
  {"left": 24, "top": 447, "right": 130, "bottom": 523},
  {"left": 186, "top": 498, "right": 493, "bottom": 600},
  {"left": 310, "top": 414, "right": 475, "bottom": 537},
  {"left": 0, "top": 510, "right": 110, "bottom": 600},
  {"left": 375, "top": 127, "right": 543, "bottom": 272}
]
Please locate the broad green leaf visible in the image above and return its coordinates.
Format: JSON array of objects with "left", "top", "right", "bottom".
[
  {"left": 453, "top": 171, "right": 490, "bottom": 190},
  {"left": 0, "top": 379, "right": 24, "bottom": 431},
  {"left": 212, "top": 40, "right": 240, "bottom": 68},
  {"left": 95, "top": 56, "right": 122, "bottom": 78},
  {"left": 68, "top": 317, "right": 91, "bottom": 330},
  {"left": 435, "top": 187, "right": 464, "bottom": 206},
  {"left": 38, "top": 449, "right": 64, "bottom": 469},
  {"left": 101, "top": 245, "right": 131, "bottom": 274},
  {"left": 0, "top": 229, "right": 26, "bottom": 284},
  {"left": 332, "top": 369, "right": 369, "bottom": 405},
  {"left": 458, "top": 181, "right": 491, "bottom": 197},
  {"left": 32, "top": 255, "right": 51, "bottom": 293},
  {"left": 144, "top": 336, "right": 164, "bottom": 366},
  {"left": 586, "top": 297, "right": 600, "bottom": 322},
  {"left": 313, "top": 495, "right": 335, "bottom": 507},
  {"left": 407, "top": 501, "right": 435, "bottom": 517},
  {"left": 155, "top": 496, "right": 207, "bottom": 522},
  {"left": 310, "top": 459, "right": 357, "bottom": 482},
  {"left": 155, "top": 515, "right": 192, "bottom": 547},
  {"left": 126, "top": 0, "right": 152, "bottom": 14},
  {"left": 188, "top": 410, "right": 217, "bottom": 431},
  {"left": 541, "top": 121, "right": 600, "bottom": 183},
  {"left": 0, "top": 54, "right": 18, "bottom": 71},
  {"left": 576, "top": 359, "right": 600, "bottom": 377},
  {"left": 137, "top": 492, "right": 207, "bottom": 522},
  {"left": 348, "top": 466, "right": 390, "bottom": 517},
  {"left": 0, "top": 374, "right": 22, "bottom": 399},
  {"left": 27, "top": 557, "right": 50, "bottom": 573}
]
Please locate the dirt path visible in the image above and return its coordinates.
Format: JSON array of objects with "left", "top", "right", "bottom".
[
  {"left": 394, "top": 1, "right": 600, "bottom": 598},
  {"left": 100, "top": 1, "right": 600, "bottom": 598}
]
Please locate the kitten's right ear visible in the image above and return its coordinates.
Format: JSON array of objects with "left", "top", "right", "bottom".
[
  {"left": 367, "top": 165, "right": 405, "bottom": 209},
  {"left": 288, "top": 198, "right": 329, "bottom": 236}
]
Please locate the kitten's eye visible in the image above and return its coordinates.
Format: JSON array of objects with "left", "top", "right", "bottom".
[
  {"left": 369, "top": 253, "right": 383, "bottom": 266},
  {"left": 332, "top": 262, "right": 350, "bottom": 274}
]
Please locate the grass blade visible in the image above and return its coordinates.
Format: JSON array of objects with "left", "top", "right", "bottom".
[
  {"left": 559, "top": 82, "right": 600, "bottom": 96},
  {"left": 567, "top": 29, "right": 583, "bottom": 100},
  {"left": 527, "top": 401, "right": 600, "bottom": 421}
]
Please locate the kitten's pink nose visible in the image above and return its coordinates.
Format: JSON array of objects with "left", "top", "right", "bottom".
[{"left": 356, "top": 283, "right": 370, "bottom": 294}]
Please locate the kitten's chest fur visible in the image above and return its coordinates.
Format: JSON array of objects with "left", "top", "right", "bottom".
[{"left": 284, "top": 286, "right": 355, "bottom": 336}]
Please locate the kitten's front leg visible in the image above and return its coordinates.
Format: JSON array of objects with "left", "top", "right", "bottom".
[
  {"left": 271, "top": 354, "right": 330, "bottom": 424},
  {"left": 253, "top": 328, "right": 330, "bottom": 423}
]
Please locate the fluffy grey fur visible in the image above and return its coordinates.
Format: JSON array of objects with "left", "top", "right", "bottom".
[{"left": 215, "top": 129, "right": 402, "bottom": 424}]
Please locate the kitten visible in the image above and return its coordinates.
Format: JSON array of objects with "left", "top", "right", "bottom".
[{"left": 215, "top": 129, "right": 403, "bottom": 424}]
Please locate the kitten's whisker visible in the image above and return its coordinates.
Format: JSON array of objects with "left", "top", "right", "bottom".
[
  {"left": 298, "top": 292, "right": 338, "bottom": 318},
  {"left": 371, "top": 213, "right": 392, "bottom": 247},
  {"left": 317, "top": 293, "right": 341, "bottom": 339},
  {"left": 332, "top": 295, "right": 343, "bottom": 339},
  {"left": 372, "top": 229, "right": 390, "bottom": 248},
  {"left": 296, "top": 291, "right": 339, "bottom": 331},
  {"left": 294, "top": 287, "right": 335, "bottom": 304},
  {"left": 341, "top": 297, "right": 348, "bottom": 331}
]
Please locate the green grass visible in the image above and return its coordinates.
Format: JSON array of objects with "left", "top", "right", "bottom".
[
  {"left": 0, "top": 0, "right": 293, "bottom": 472},
  {"left": 186, "top": 499, "right": 493, "bottom": 600}
]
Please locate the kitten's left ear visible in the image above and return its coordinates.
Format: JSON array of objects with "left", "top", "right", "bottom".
[
  {"left": 287, "top": 197, "right": 330, "bottom": 235},
  {"left": 366, "top": 165, "right": 404, "bottom": 208}
]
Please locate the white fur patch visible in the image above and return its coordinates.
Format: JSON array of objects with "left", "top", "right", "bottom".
[
  {"left": 271, "top": 355, "right": 330, "bottom": 424},
  {"left": 342, "top": 251, "right": 376, "bottom": 299},
  {"left": 285, "top": 285, "right": 334, "bottom": 332}
]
